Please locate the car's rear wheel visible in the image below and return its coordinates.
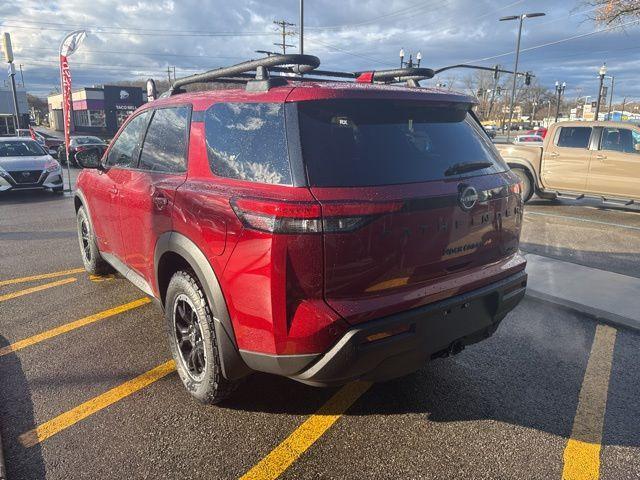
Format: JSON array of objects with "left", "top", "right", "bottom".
[
  {"left": 76, "top": 206, "right": 111, "bottom": 275},
  {"left": 165, "top": 270, "right": 238, "bottom": 404},
  {"left": 512, "top": 167, "right": 534, "bottom": 203}
]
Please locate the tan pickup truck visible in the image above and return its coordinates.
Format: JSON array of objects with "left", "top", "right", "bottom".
[{"left": 496, "top": 121, "right": 640, "bottom": 205}]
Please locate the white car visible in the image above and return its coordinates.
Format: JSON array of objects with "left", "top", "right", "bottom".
[
  {"left": 0, "top": 137, "right": 63, "bottom": 193},
  {"left": 512, "top": 134, "right": 544, "bottom": 145}
]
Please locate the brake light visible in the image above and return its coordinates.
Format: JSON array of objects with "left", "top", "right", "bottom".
[{"left": 230, "top": 198, "right": 403, "bottom": 234}]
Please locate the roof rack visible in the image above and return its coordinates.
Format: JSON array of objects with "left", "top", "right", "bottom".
[{"left": 163, "top": 54, "right": 438, "bottom": 96}]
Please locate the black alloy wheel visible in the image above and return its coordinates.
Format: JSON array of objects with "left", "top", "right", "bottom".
[{"left": 173, "top": 294, "right": 206, "bottom": 380}]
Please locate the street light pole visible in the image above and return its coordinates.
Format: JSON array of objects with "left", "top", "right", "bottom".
[
  {"left": 595, "top": 63, "right": 607, "bottom": 120},
  {"left": 500, "top": 12, "right": 545, "bottom": 142},
  {"left": 554, "top": 81, "right": 566, "bottom": 122},
  {"left": 299, "top": 0, "right": 304, "bottom": 55}
]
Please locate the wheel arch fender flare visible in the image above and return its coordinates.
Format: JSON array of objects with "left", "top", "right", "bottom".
[
  {"left": 74, "top": 189, "right": 96, "bottom": 233},
  {"left": 154, "top": 232, "right": 251, "bottom": 380},
  {"left": 506, "top": 159, "right": 538, "bottom": 188}
]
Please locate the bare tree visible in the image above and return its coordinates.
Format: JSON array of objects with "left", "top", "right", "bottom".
[{"left": 582, "top": 0, "right": 640, "bottom": 24}]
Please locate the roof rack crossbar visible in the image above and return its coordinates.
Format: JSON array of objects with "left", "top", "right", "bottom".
[
  {"left": 355, "top": 67, "right": 435, "bottom": 83},
  {"left": 169, "top": 54, "right": 320, "bottom": 95}
]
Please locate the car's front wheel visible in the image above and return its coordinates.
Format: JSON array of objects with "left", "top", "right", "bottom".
[
  {"left": 165, "top": 270, "right": 238, "bottom": 404},
  {"left": 76, "top": 206, "right": 111, "bottom": 274}
]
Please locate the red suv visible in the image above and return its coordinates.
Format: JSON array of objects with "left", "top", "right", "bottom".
[{"left": 74, "top": 55, "right": 527, "bottom": 403}]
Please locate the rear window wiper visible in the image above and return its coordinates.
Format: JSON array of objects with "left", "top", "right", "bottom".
[{"left": 444, "top": 161, "right": 493, "bottom": 176}]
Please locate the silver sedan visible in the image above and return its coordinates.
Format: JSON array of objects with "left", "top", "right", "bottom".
[{"left": 0, "top": 137, "right": 64, "bottom": 193}]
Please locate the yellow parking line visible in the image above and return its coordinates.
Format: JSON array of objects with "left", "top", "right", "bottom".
[
  {"left": 0, "top": 298, "right": 151, "bottom": 357},
  {"left": 240, "top": 381, "right": 372, "bottom": 480},
  {"left": 0, "top": 268, "right": 85, "bottom": 287},
  {"left": 19, "top": 360, "right": 175, "bottom": 448},
  {"left": 0, "top": 277, "right": 77, "bottom": 303},
  {"left": 562, "top": 324, "right": 617, "bottom": 480}
]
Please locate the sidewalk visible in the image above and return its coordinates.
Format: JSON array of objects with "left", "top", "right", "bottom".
[{"left": 524, "top": 253, "right": 640, "bottom": 331}]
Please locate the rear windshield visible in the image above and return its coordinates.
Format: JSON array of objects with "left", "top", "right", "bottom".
[{"left": 297, "top": 99, "right": 507, "bottom": 187}]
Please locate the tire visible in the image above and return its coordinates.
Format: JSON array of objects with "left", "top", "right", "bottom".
[
  {"left": 165, "top": 270, "right": 238, "bottom": 404},
  {"left": 76, "top": 206, "right": 111, "bottom": 275},
  {"left": 512, "top": 168, "right": 534, "bottom": 203}
]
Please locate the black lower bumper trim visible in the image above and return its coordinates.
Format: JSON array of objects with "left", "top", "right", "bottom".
[{"left": 293, "top": 270, "right": 527, "bottom": 386}]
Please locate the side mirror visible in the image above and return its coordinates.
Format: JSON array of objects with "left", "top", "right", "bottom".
[
  {"left": 75, "top": 147, "right": 105, "bottom": 170},
  {"left": 634, "top": 144, "right": 640, "bottom": 152}
]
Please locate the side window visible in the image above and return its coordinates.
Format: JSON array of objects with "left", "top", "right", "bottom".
[
  {"left": 139, "top": 106, "right": 191, "bottom": 172},
  {"left": 106, "top": 111, "right": 150, "bottom": 168},
  {"left": 555, "top": 127, "right": 592, "bottom": 149},
  {"left": 601, "top": 127, "right": 638, "bottom": 154},
  {"left": 204, "top": 102, "right": 292, "bottom": 185}
]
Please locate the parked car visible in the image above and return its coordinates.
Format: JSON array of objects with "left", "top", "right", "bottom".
[
  {"left": 496, "top": 121, "right": 640, "bottom": 203},
  {"left": 525, "top": 127, "right": 547, "bottom": 138},
  {"left": 58, "top": 136, "right": 107, "bottom": 167},
  {"left": 484, "top": 125, "right": 499, "bottom": 139},
  {"left": 16, "top": 128, "right": 64, "bottom": 157},
  {"left": 0, "top": 137, "right": 63, "bottom": 193},
  {"left": 74, "top": 55, "right": 527, "bottom": 403},
  {"left": 512, "top": 134, "right": 543, "bottom": 145}
]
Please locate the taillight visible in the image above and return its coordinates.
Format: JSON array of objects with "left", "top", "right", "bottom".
[
  {"left": 510, "top": 182, "right": 523, "bottom": 196},
  {"left": 231, "top": 198, "right": 322, "bottom": 234},
  {"left": 230, "top": 197, "right": 403, "bottom": 234}
]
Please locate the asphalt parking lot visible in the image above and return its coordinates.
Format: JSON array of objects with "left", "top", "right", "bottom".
[{"left": 1, "top": 180, "right": 639, "bottom": 480}]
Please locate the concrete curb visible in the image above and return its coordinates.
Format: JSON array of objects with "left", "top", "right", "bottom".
[{"left": 526, "top": 289, "right": 640, "bottom": 332}]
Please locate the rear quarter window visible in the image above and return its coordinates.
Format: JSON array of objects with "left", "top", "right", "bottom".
[
  {"left": 555, "top": 127, "right": 592, "bottom": 149},
  {"left": 204, "top": 102, "right": 292, "bottom": 185}
]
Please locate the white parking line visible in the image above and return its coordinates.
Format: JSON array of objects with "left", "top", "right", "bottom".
[{"left": 525, "top": 211, "right": 640, "bottom": 232}]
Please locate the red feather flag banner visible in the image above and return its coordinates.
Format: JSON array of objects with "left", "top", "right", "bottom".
[{"left": 59, "top": 30, "right": 86, "bottom": 191}]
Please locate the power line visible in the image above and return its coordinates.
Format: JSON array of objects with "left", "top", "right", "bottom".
[
  {"left": 0, "top": 23, "right": 272, "bottom": 37},
  {"left": 306, "top": 0, "right": 441, "bottom": 30},
  {"left": 462, "top": 17, "right": 640, "bottom": 65},
  {"left": 273, "top": 20, "right": 296, "bottom": 54}
]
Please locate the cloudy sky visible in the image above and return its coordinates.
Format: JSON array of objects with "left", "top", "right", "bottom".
[{"left": 1, "top": 0, "right": 640, "bottom": 102}]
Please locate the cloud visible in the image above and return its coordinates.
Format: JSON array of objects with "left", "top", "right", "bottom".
[{"left": 1, "top": 0, "right": 639, "bottom": 100}]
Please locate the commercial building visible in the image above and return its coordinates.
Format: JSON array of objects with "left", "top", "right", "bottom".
[
  {"left": 48, "top": 85, "right": 146, "bottom": 137},
  {"left": 0, "top": 86, "right": 29, "bottom": 135}
]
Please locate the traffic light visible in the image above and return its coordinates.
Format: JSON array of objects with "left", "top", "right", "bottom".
[
  {"left": 525, "top": 72, "right": 532, "bottom": 86},
  {"left": 493, "top": 65, "right": 500, "bottom": 80}
]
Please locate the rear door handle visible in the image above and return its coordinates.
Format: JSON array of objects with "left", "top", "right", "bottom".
[
  {"left": 548, "top": 152, "right": 559, "bottom": 158},
  {"left": 596, "top": 154, "right": 607, "bottom": 160}
]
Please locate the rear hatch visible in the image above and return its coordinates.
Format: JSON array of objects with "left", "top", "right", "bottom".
[{"left": 296, "top": 98, "right": 522, "bottom": 324}]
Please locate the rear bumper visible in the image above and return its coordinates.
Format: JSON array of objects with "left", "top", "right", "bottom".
[{"left": 288, "top": 269, "right": 527, "bottom": 386}]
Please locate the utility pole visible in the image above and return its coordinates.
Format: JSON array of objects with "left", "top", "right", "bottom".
[
  {"left": 19, "top": 63, "right": 24, "bottom": 87},
  {"left": 488, "top": 65, "right": 500, "bottom": 123},
  {"left": 173, "top": 66, "right": 176, "bottom": 83},
  {"left": 167, "top": 66, "right": 172, "bottom": 85},
  {"left": 595, "top": 63, "right": 607, "bottom": 120},
  {"left": 273, "top": 20, "right": 296, "bottom": 54},
  {"left": 531, "top": 101, "right": 537, "bottom": 123},
  {"left": 607, "top": 75, "right": 614, "bottom": 116}
]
